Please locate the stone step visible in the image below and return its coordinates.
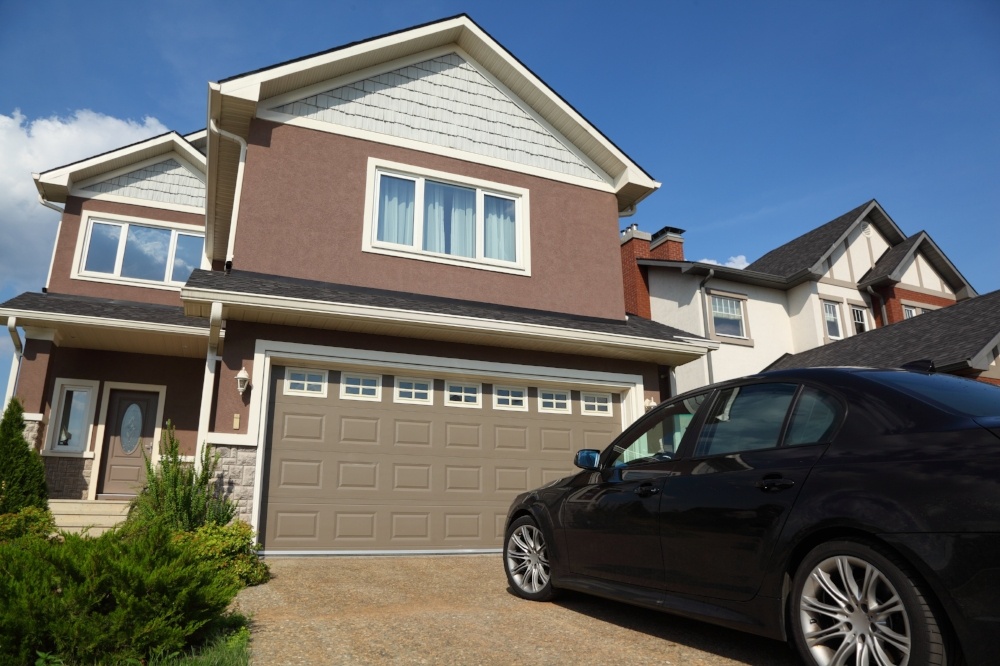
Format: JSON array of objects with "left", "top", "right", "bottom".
[{"left": 49, "top": 500, "right": 130, "bottom": 535}]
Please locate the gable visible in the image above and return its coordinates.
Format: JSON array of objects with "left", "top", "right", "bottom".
[
  {"left": 266, "top": 52, "right": 604, "bottom": 183},
  {"left": 79, "top": 157, "right": 205, "bottom": 210}
]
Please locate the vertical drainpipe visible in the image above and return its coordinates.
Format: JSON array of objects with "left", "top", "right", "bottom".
[
  {"left": 195, "top": 302, "right": 224, "bottom": 474},
  {"left": 866, "top": 286, "right": 888, "bottom": 328},
  {"left": 208, "top": 119, "right": 248, "bottom": 273},
  {"left": 36, "top": 194, "right": 65, "bottom": 292},
  {"left": 4, "top": 317, "right": 23, "bottom": 410},
  {"left": 699, "top": 269, "right": 715, "bottom": 384}
]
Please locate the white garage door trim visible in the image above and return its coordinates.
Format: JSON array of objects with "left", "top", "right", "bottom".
[{"left": 237, "top": 339, "right": 645, "bottom": 535}]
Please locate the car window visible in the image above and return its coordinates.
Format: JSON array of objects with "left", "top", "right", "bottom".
[
  {"left": 863, "top": 371, "right": 1000, "bottom": 418},
  {"left": 784, "top": 386, "right": 841, "bottom": 446},
  {"left": 695, "top": 383, "right": 797, "bottom": 457},
  {"left": 609, "top": 392, "right": 709, "bottom": 467}
]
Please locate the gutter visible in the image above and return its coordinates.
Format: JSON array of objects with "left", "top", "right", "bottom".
[{"left": 208, "top": 118, "right": 248, "bottom": 273}]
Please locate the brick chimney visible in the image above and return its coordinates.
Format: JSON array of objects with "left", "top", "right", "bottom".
[{"left": 620, "top": 224, "right": 685, "bottom": 319}]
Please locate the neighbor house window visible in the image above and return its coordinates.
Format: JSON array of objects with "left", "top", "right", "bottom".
[
  {"left": 539, "top": 390, "right": 571, "bottom": 414},
  {"left": 446, "top": 382, "right": 481, "bottom": 408},
  {"left": 80, "top": 216, "right": 204, "bottom": 286},
  {"left": 340, "top": 373, "right": 381, "bottom": 401},
  {"left": 823, "top": 302, "right": 843, "bottom": 339},
  {"left": 493, "top": 386, "right": 527, "bottom": 411},
  {"left": 903, "top": 305, "right": 918, "bottom": 319},
  {"left": 851, "top": 306, "right": 869, "bottom": 335},
  {"left": 364, "top": 160, "right": 530, "bottom": 274},
  {"left": 284, "top": 367, "right": 327, "bottom": 397},
  {"left": 581, "top": 392, "right": 612, "bottom": 416},
  {"left": 711, "top": 295, "right": 746, "bottom": 338},
  {"left": 395, "top": 377, "right": 433, "bottom": 404},
  {"left": 47, "top": 379, "right": 100, "bottom": 454}
]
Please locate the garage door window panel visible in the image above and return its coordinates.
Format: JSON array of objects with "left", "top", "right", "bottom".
[
  {"left": 446, "top": 382, "right": 481, "bottom": 408},
  {"left": 284, "top": 368, "right": 328, "bottom": 397},
  {"left": 581, "top": 392, "right": 612, "bottom": 417},
  {"left": 341, "top": 373, "right": 382, "bottom": 401},
  {"left": 395, "top": 377, "right": 433, "bottom": 405},
  {"left": 694, "top": 383, "right": 798, "bottom": 457},
  {"left": 494, "top": 386, "right": 528, "bottom": 411},
  {"left": 539, "top": 390, "right": 571, "bottom": 414}
]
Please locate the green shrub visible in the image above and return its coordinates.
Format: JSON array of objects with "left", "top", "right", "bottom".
[
  {"left": 0, "top": 397, "right": 48, "bottom": 515},
  {"left": 174, "top": 520, "right": 270, "bottom": 587},
  {"left": 126, "top": 422, "right": 234, "bottom": 533},
  {"left": 0, "top": 521, "right": 241, "bottom": 665},
  {"left": 0, "top": 506, "right": 56, "bottom": 543}
]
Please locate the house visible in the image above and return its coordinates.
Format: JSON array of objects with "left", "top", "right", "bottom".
[
  {"left": 1, "top": 16, "right": 716, "bottom": 551},
  {"left": 621, "top": 199, "right": 977, "bottom": 393},
  {"left": 764, "top": 288, "right": 1000, "bottom": 384}
]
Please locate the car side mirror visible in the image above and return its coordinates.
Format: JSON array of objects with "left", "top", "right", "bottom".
[{"left": 574, "top": 449, "right": 601, "bottom": 471}]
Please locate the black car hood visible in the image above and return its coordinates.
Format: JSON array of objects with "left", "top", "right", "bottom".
[{"left": 974, "top": 416, "right": 1000, "bottom": 441}]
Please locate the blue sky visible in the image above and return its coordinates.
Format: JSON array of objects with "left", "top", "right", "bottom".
[{"left": 1, "top": 0, "right": 998, "bottom": 396}]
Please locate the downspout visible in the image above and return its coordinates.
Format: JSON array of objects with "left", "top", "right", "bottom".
[
  {"left": 208, "top": 119, "right": 247, "bottom": 274},
  {"left": 866, "top": 286, "right": 888, "bottom": 328},
  {"left": 194, "top": 302, "right": 224, "bottom": 474},
  {"left": 37, "top": 194, "right": 64, "bottom": 292},
  {"left": 699, "top": 269, "right": 716, "bottom": 384},
  {"left": 4, "top": 317, "right": 23, "bottom": 410}
]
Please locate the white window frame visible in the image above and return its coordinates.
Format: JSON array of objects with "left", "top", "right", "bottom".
[
  {"left": 581, "top": 392, "right": 613, "bottom": 417},
  {"left": 851, "top": 306, "right": 870, "bottom": 335},
  {"left": 340, "top": 372, "right": 382, "bottom": 401},
  {"left": 394, "top": 377, "right": 434, "bottom": 405},
  {"left": 538, "top": 389, "right": 571, "bottom": 414},
  {"left": 823, "top": 301, "right": 844, "bottom": 340},
  {"left": 362, "top": 158, "right": 531, "bottom": 276},
  {"left": 710, "top": 294, "right": 748, "bottom": 340},
  {"left": 493, "top": 385, "right": 528, "bottom": 412},
  {"left": 73, "top": 211, "right": 206, "bottom": 291},
  {"left": 445, "top": 382, "right": 482, "bottom": 408},
  {"left": 283, "top": 367, "right": 328, "bottom": 397},
  {"left": 903, "top": 305, "right": 918, "bottom": 319},
  {"left": 45, "top": 378, "right": 100, "bottom": 457}
]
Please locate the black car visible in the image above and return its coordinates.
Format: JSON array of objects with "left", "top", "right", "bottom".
[{"left": 502, "top": 368, "right": 1000, "bottom": 666}]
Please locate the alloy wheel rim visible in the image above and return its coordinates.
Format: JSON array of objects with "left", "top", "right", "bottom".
[
  {"left": 506, "top": 524, "right": 550, "bottom": 593},
  {"left": 799, "top": 555, "right": 912, "bottom": 666}
]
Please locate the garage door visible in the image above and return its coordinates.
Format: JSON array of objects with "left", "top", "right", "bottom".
[{"left": 261, "top": 365, "right": 623, "bottom": 552}]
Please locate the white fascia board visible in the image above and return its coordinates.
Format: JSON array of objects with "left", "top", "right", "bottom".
[
  {"left": 0, "top": 308, "right": 208, "bottom": 338},
  {"left": 181, "top": 285, "right": 715, "bottom": 359}
]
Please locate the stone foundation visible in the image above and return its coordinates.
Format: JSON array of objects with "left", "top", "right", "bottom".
[
  {"left": 211, "top": 445, "right": 257, "bottom": 523},
  {"left": 43, "top": 456, "right": 93, "bottom": 500},
  {"left": 22, "top": 418, "right": 44, "bottom": 451}
]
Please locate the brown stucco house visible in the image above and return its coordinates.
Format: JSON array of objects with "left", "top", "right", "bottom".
[{"left": 1, "top": 15, "right": 716, "bottom": 551}]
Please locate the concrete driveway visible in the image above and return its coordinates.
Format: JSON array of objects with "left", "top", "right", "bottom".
[{"left": 234, "top": 555, "right": 797, "bottom": 665}]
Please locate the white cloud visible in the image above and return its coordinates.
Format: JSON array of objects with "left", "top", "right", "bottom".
[
  {"left": 696, "top": 254, "right": 750, "bottom": 269},
  {"left": 0, "top": 109, "right": 168, "bottom": 295}
]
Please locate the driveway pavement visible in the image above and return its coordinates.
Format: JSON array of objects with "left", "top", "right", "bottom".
[{"left": 233, "top": 555, "right": 797, "bottom": 665}]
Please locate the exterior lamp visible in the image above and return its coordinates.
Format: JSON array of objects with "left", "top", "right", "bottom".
[{"left": 236, "top": 367, "right": 251, "bottom": 395}]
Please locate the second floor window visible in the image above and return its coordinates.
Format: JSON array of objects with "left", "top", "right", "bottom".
[
  {"left": 81, "top": 217, "right": 204, "bottom": 286},
  {"left": 824, "top": 302, "right": 843, "bottom": 339},
  {"left": 851, "top": 306, "right": 869, "bottom": 334},
  {"left": 712, "top": 295, "right": 746, "bottom": 338},
  {"left": 903, "top": 305, "right": 919, "bottom": 319}
]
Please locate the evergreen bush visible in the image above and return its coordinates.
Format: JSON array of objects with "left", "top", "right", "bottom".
[
  {"left": 125, "top": 421, "right": 234, "bottom": 532},
  {"left": 0, "top": 397, "right": 48, "bottom": 515},
  {"left": 0, "top": 506, "right": 56, "bottom": 543},
  {"left": 174, "top": 520, "right": 271, "bottom": 587}
]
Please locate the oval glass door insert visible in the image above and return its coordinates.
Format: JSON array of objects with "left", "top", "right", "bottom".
[{"left": 121, "top": 403, "right": 143, "bottom": 454}]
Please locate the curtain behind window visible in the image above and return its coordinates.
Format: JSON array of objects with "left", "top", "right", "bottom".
[
  {"left": 484, "top": 195, "right": 516, "bottom": 262},
  {"left": 424, "top": 181, "right": 474, "bottom": 257},
  {"left": 377, "top": 175, "right": 415, "bottom": 245}
]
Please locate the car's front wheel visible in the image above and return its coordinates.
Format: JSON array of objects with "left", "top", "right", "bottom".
[
  {"left": 790, "top": 539, "right": 951, "bottom": 666},
  {"left": 503, "top": 516, "right": 556, "bottom": 601}
]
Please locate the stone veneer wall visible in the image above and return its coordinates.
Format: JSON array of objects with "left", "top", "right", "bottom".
[
  {"left": 23, "top": 418, "right": 44, "bottom": 450},
  {"left": 212, "top": 445, "right": 257, "bottom": 523},
  {"left": 43, "top": 457, "right": 93, "bottom": 500}
]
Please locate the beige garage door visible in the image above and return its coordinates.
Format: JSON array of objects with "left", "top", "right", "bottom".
[{"left": 261, "top": 366, "right": 623, "bottom": 552}]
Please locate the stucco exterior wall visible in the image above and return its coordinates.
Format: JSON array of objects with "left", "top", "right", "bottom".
[
  {"left": 47, "top": 197, "right": 204, "bottom": 306},
  {"left": 231, "top": 120, "right": 626, "bottom": 320}
]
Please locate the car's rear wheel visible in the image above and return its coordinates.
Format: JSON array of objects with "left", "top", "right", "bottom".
[
  {"left": 504, "top": 516, "right": 556, "bottom": 601},
  {"left": 790, "top": 540, "right": 951, "bottom": 666}
]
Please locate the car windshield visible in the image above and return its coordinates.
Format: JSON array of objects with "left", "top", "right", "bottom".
[{"left": 864, "top": 371, "right": 1000, "bottom": 417}]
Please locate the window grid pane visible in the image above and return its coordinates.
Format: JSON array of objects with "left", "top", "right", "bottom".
[
  {"left": 712, "top": 296, "right": 745, "bottom": 337},
  {"left": 447, "top": 384, "right": 479, "bottom": 405},
  {"left": 397, "top": 379, "right": 431, "bottom": 402},
  {"left": 852, "top": 307, "right": 868, "bottom": 335},
  {"left": 540, "top": 390, "right": 570, "bottom": 412},
  {"left": 84, "top": 222, "right": 121, "bottom": 274},
  {"left": 343, "top": 375, "right": 379, "bottom": 397},
  {"left": 582, "top": 394, "right": 611, "bottom": 413},
  {"left": 121, "top": 225, "right": 171, "bottom": 281},
  {"left": 495, "top": 386, "right": 527, "bottom": 410},
  {"left": 824, "top": 302, "right": 842, "bottom": 338}
]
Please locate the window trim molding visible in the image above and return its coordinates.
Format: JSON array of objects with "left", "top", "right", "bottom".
[
  {"left": 394, "top": 376, "right": 434, "bottom": 405},
  {"left": 283, "top": 367, "right": 329, "bottom": 397},
  {"left": 822, "top": 299, "right": 845, "bottom": 342},
  {"left": 705, "top": 288, "right": 754, "bottom": 347},
  {"left": 339, "top": 372, "right": 383, "bottom": 402},
  {"left": 45, "top": 378, "right": 101, "bottom": 457},
  {"left": 847, "top": 300, "right": 871, "bottom": 335},
  {"left": 72, "top": 211, "right": 207, "bottom": 292},
  {"left": 538, "top": 388, "right": 572, "bottom": 414},
  {"left": 581, "top": 391, "right": 613, "bottom": 417},
  {"left": 362, "top": 157, "right": 532, "bottom": 276},
  {"left": 492, "top": 385, "right": 528, "bottom": 412}
]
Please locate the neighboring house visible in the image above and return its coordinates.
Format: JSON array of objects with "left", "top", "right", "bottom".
[
  {"left": 621, "top": 199, "right": 977, "bottom": 393},
  {"left": 766, "top": 288, "right": 1000, "bottom": 385},
  {"left": 1, "top": 15, "right": 715, "bottom": 552}
]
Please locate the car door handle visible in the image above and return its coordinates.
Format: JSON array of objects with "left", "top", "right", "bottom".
[
  {"left": 634, "top": 483, "right": 660, "bottom": 498},
  {"left": 755, "top": 476, "right": 795, "bottom": 492}
]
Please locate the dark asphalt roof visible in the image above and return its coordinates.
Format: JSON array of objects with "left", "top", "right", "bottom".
[
  {"left": 185, "top": 269, "right": 705, "bottom": 343},
  {"left": 858, "top": 233, "right": 923, "bottom": 287},
  {"left": 745, "top": 200, "right": 873, "bottom": 278},
  {"left": 766, "top": 289, "right": 1000, "bottom": 372},
  {"left": 0, "top": 292, "right": 207, "bottom": 329}
]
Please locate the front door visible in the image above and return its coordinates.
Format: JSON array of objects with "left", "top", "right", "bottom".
[{"left": 99, "top": 390, "right": 158, "bottom": 496}]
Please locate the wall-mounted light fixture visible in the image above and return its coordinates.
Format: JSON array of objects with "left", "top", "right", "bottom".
[{"left": 236, "top": 367, "right": 251, "bottom": 396}]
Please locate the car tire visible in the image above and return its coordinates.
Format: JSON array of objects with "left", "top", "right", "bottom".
[
  {"left": 503, "top": 516, "right": 556, "bottom": 601},
  {"left": 790, "top": 539, "right": 951, "bottom": 666}
]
